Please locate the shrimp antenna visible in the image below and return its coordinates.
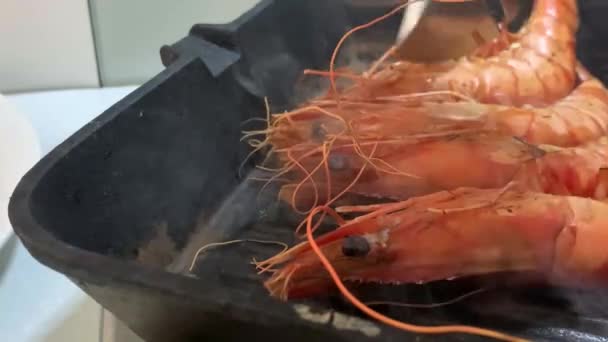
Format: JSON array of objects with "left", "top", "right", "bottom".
[
  {"left": 304, "top": 205, "right": 528, "bottom": 342},
  {"left": 328, "top": 0, "right": 419, "bottom": 101},
  {"left": 239, "top": 97, "right": 274, "bottom": 178},
  {"left": 365, "top": 287, "right": 488, "bottom": 309}
]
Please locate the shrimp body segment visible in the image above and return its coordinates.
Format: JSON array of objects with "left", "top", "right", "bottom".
[{"left": 259, "top": 188, "right": 608, "bottom": 300}]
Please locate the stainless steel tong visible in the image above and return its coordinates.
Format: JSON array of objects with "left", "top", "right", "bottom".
[{"left": 395, "top": 0, "right": 523, "bottom": 62}]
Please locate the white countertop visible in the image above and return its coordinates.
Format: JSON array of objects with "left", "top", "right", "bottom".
[{"left": 0, "top": 86, "right": 139, "bottom": 342}]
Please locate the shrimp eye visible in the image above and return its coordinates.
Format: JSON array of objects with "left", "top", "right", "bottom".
[
  {"left": 329, "top": 153, "right": 348, "bottom": 170},
  {"left": 342, "top": 235, "right": 370, "bottom": 257},
  {"left": 311, "top": 122, "right": 327, "bottom": 142}
]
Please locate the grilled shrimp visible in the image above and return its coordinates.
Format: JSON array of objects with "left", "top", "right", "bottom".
[
  {"left": 278, "top": 134, "right": 608, "bottom": 209},
  {"left": 262, "top": 68, "right": 608, "bottom": 209},
  {"left": 264, "top": 64, "right": 608, "bottom": 162},
  {"left": 335, "top": 0, "right": 579, "bottom": 107},
  {"left": 258, "top": 187, "right": 608, "bottom": 300}
]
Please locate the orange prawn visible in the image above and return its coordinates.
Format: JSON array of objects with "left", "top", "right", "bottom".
[
  {"left": 262, "top": 64, "right": 608, "bottom": 161},
  {"left": 328, "top": 0, "right": 579, "bottom": 107},
  {"left": 256, "top": 186, "right": 608, "bottom": 341},
  {"left": 277, "top": 133, "right": 608, "bottom": 210}
]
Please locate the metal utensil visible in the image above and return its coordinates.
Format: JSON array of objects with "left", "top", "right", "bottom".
[{"left": 395, "top": 0, "right": 505, "bottom": 62}]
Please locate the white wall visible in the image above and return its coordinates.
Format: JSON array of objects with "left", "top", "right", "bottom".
[
  {"left": 89, "top": 0, "right": 260, "bottom": 86},
  {"left": 0, "top": 1, "right": 260, "bottom": 93},
  {"left": 0, "top": 0, "right": 100, "bottom": 93}
]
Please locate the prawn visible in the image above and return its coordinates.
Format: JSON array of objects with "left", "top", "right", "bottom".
[
  {"left": 263, "top": 64, "right": 608, "bottom": 159},
  {"left": 277, "top": 134, "right": 608, "bottom": 210},
  {"left": 257, "top": 186, "right": 608, "bottom": 310},
  {"left": 256, "top": 68, "right": 608, "bottom": 209},
  {"left": 330, "top": 0, "right": 579, "bottom": 107}
]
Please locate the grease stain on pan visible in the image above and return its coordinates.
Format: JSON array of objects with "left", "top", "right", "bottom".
[
  {"left": 293, "top": 304, "right": 332, "bottom": 324},
  {"left": 332, "top": 311, "right": 381, "bottom": 337},
  {"left": 293, "top": 304, "right": 381, "bottom": 337}
]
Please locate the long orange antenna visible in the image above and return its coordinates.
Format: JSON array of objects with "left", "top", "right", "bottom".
[
  {"left": 304, "top": 206, "right": 528, "bottom": 342},
  {"left": 329, "top": 1, "right": 416, "bottom": 100}
]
